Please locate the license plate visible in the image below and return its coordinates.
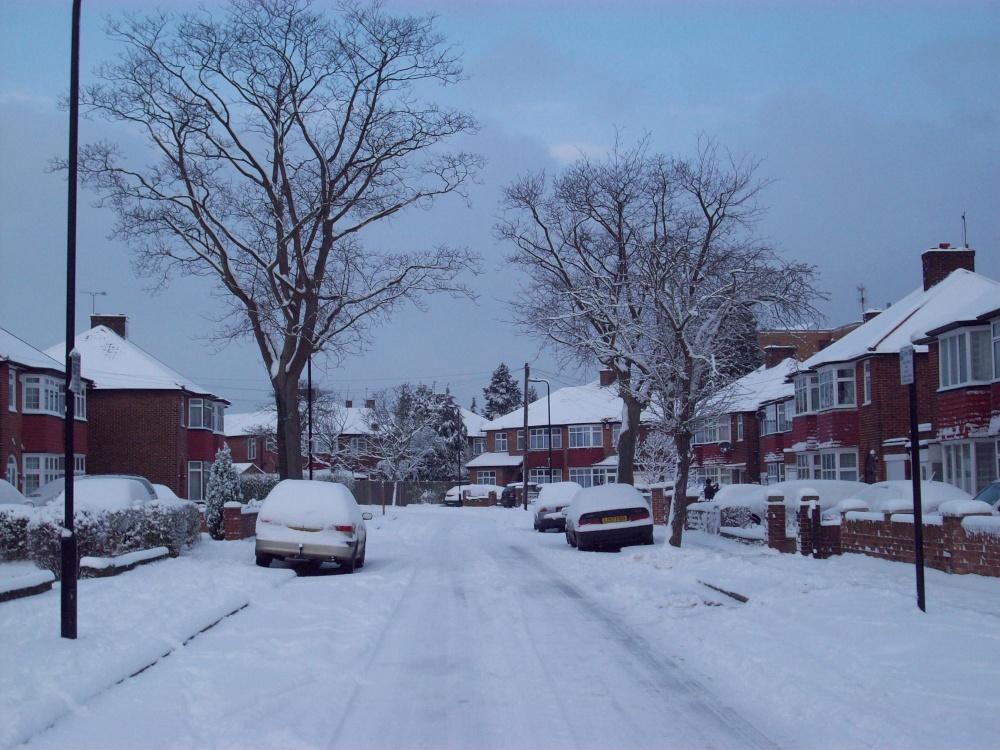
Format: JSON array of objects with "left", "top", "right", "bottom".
[{"left": 602, "top": 515, "right": 628, "bottom": 524}]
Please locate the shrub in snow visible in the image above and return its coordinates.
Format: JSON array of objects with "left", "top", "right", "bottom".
[
  {"left": 238, "top": 473, "right": 280, "bottom": 505},
  {"left": 720, "top": 505, "right": 757, "bottom": 529},
  {"left": 24, "top": 501, "right": 200, "bottom": 579},
  {"left": 0, "top": 505, "right": 32, "bottom": 561},
  {"left": 205, "top": 446, "right": 243, "bottom": 540}
]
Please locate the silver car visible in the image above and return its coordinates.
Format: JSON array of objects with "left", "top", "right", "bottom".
[
  {"left": 255, "top": 480, "right": 372, "bottom": 573},
  {"left": 533, "top": 481, "right": 582, "bottom": 532}
]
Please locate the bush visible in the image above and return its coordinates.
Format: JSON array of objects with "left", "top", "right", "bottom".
[
  {"left": 21, "top": 501, "right": 201, "bottom": 579},
  {"left": 0, "top": 505, "right": 32, "bottom": 561},
  {"left": 721, "top": 505, "right": 757, "bottom": 529},
  {"left": 239, "top": 473, "right": 281, "bottom": 504}
]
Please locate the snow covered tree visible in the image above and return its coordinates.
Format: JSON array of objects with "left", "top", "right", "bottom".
[
  {"left": 365, "top": 384, "right": 441, "bottom": 505},
  {"left": 482, "top": 363, "right": 523, "bottom": 420},
  {"left": 72, "top": 0, "right": 483, "bottom": 480},
  {"left": 639, "top": 136, "right": 823, "bottom": 547},
  {"left": 426, "top": 391, "right": 467, "bottom": 481},
  {"left": 469, "top": 397, "right": 478, "bottom": 415},
  {"left": 204, "top": 445, "right": 244, "bottom": 541}
]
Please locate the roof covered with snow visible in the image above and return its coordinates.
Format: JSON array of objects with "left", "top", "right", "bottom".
[
  {"left": 45, "top": 326, "right": 223, "bottom": 399},
  {"left": 484, "top": 380, "right": 637, "bottom": 430},
  {"left": 716, "top": 358, "right": 798, "bottom": 413},
  {"left": 466, "top": 452, "right": 523, "bottom": 468},
  {"left": 0, "top": 327, "right": 64, "bottom": 373},
  {"left": 800, "top": 269, "right": 1000, "bottom": 369}
]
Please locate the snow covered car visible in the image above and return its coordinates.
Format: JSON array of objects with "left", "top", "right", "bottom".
[
  {"left": 254, "top": 480, "right": 372, "bottom": 572},
  {"left": 0, "top": 478, "right": 27, "bottom": 505},
  {"left": 26, "top": 475, "right": 158, "bottom": 510},
  {"left": 564, "top": 484, "right": 654, "bottom": 551},
  {"left": 970, "top": 480, "right": 1000, "bottom": 513},
  {"left": 533, "top": 481, "right": 582, "bottom": 532}
]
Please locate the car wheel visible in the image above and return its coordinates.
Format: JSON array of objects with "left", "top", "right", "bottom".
[
  {"left": 342, "top": 548, "right": 357, "bottom": 574},
  {"left": 566, "top": 530, "right": 576, "bottom": 547},
  {"left": 255, "top": 553, "right": 272, "bottom": 568},
  {"left": 357, "top": 543, "right": 366, "bottom": 568},
  {"left": 577, "top": 535, "right": 590, "bottom": 552},
  {"left": 642, "top": 527, "right": 654, "bottom": 545}
]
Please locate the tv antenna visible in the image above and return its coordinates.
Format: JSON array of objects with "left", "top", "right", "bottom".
[
  {"left": 857, "top": 283, "right": 867, "bottom": 320},
  {"left": 80, "top": 290, "right": 107, "bottom": 314},
  {"left": 962, "top": 212, "right": 969, "bottom": 248}
]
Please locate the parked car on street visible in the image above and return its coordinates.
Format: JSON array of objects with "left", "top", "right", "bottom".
[
  {"left": 26, "top": 475, "right": 158, "bottom": 510},
  {"left": 0, "top": 479, "right": 26, "bottom": 506},
  {"left": 254, "top": 480, "right": 371, "bottom": 572},
  {"left": 500, "top": 482, "right": 542, "bottom": 508},
  {"left": 970, "top": 480, "right": 1000, "bottom": 513},
  {"left": 533, "top": 482, "right": 582, "bottom": 532},
  {"left": 565, "top": 484, "right": 654, "bottom": 551}
]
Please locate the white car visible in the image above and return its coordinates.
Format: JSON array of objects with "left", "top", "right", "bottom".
[
  {"left": 564, "top": 484, "right": 654, "bottom": 551},
  {"left": 255, "top": 480, "right": 372, "bottom": 572},
  {"left": 533, "top": 482, "right": 582, "bottom": 532},
  {"left": 28, "top": 475, "right": 158, "bottom": 511}
]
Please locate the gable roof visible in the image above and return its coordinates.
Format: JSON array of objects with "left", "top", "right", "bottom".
[
  {"left": 45, "top": 325, "right": 224, "bottom": 399},
  {"left": 0, "top": 327, "right": 64, "bottom": 373},
  {"left": 799, "top": 269, "right": 1000, "bottom": 370},
  {"left": 718, "top": 358, "right": 798, "bottom": 413},
  {"left": 484, "top": 380, "right": 632, "bottom": 430}
]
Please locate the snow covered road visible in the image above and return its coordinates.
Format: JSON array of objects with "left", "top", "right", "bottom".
[{"left": 9, "top": 504, "right": 1000, "bottom": 749}]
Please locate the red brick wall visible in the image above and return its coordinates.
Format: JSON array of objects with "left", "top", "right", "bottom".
[
  {"left": 87, "top": 390, "right": 188, "bottom": 496},
  {"left": 935, "top": 389, "right": 992, "bottom": 439}
]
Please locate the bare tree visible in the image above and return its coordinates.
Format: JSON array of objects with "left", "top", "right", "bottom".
[
  {"left": 641, "top": 137, "right": 823, "bottom": 547},
  {"left": 495, "top": 136, "right": 660, "bottom": 484},
  {"left": 71, "top": 0, "right": 483, "bottom": 478}
]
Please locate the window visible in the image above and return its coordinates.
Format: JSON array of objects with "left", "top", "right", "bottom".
[
  {"left": 188, "top": 461, "right": 212, "bottom": 501},
  {"left": 517, "top": 429, "right": 524, "bottom": 451},
  {"left": 74, "top": 389, "right": 86, "bottom": 420},
  {"left": 795, "top": 453, "right": 821, "bottom": 481},
  {"left": 694, "top": 417, "right": 731, "bottom": 445},
  {"left": 737, "top": 414, "right": 744, "bottom": 442},
  {"left": 993, "top": 321, "right": 1000, "bottom": 382},
  {"left": 761, "top": 403, "right": 791, "bottom": 435},
  {"left": 612, "top": 423, "right": 621, "bottom": 447},
  {"left": 940, "top": 329, "right": 992, "bottom": 389},
  {"left": 22, "top": 375, "right": 62, "bottom": 416},
  {"left": 692, "top": 466, "right": 729, "bottom": 488},
  {"left": 215, "top": 403, "right": 225, "bottom": 434},
  {"left": 188, "top": 399, "right": 204, "bottom": 428},
  {"left": 247, "top": 438, "right": 257, "bottom": 460},
  {"left": 494, "top": 432, "right": 507, "bottom": 452},
  {"left": 863, "top": 360, "right": 872, "bottom": 405},
  {"left": 568, "top": 424, "right": 603, "bottom": 449},
  {"left": 265, "top": 436, "right": 277, "bottom": 453},
  {"left": 476, "top": 470, "right": 496, "bottom": 485},
  {"left": 820, "top": 451, "right": 858, "bottom": 481},
  {"left": 943, "top": 440, "right": 998, "bottom": 495},
  {"left": 766, "top": 462, "right": 786, "bottom": 485},
  {"left": 795, "top": 374, "right": 820, "bottom": 414},
  {"left": 472, "top": 437, "right": 486, "bottom": 456},
  {"left": 819, "top": 366, "right": 855, "bottom": 410},
  {"left": 349, "top": 436, "right": 368, "bottom": 453},
  {"left": 529, "top": 468, "right": 562, "bottom": 484},
  {"left": 529, "top": 427, "right": 561, "bottom": 450},
  {"left": 22, "top": 453, "right": 81, "bottom": 496},
  {"left": 7, "top": 370, "right": 15, "bottom": 412},
  {"left": 6, "top": 455, "right": 17, "bottom": 488}
]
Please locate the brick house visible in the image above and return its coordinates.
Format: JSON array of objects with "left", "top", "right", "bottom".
[
  {"left": 788, "top": 246, "right": 998, "bottom": 488},
  {"left": 915, "top": 280, "right": 1000, "bottom": 495},
  {"left": 46, "top": 315, "right": 229, "bottom": 500},
  {"left": 1, "top": 327, "right": 90, "bottom": 494},
  {"left": 467, "top": 371, "right": 631, "bottom": 488}
]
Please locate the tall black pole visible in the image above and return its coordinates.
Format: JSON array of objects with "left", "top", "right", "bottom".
[
  {"left": 522, "top": 363, "right": 529, "bottom": 510},
  {"left": 62, "top": 0, "right": 83, "bottom": 640},
  {"left": 909, "top": 381, "right": 926, "bottom": 612},
  {"left": 307, "top": 356, "right": 313, "bottom": 480}
]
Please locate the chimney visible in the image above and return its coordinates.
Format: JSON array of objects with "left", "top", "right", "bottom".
[
  {"left": 91, "top": 314, "right": 128, "bottom": 339},
  {"left": 862, "top": 308, "right": 883, "bottom": 323},
  {"left": 599, "top": 369, "right": 616, "bottom": 387},
  {"left": 763, "top": 344, "right": 796, "bottom": 368},
  {"left": 345, "top": 400, "right": 353, "bottom": 408},
  {"left": 365, "top": 399, "right": 375, "bottom": 409},
  {"left": 922, "top": 244, "right": 975, "bottom": 291}
]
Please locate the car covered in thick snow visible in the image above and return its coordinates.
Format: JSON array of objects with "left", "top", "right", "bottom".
[
  {"left": 255, "top": 480, "right": 372, "bottom": 572},
  {"left": 970, "top": 480, "right": 1000, "bottom": 513},
  {"left": 0, "top": 479, "right": 26, "bottom": 506},
  {"left": 26, "top": 475, "right": 158, "bottom": 510},
  {"left": 533, "top": 481, "right": 582, "bottom": 532},
  {"left": 564, "top": 484, "right": 654, "bottom": 551}
]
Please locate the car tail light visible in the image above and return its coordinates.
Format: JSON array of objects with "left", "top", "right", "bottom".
[
  {"left": 629, "top": 507, "right": 650, "bottom": 521},
  {"left": 330, "top": 524, "right": 354, "bottom": 534},
  {"left": 579, "top": 513, "right": 602, "bottom": 526}
]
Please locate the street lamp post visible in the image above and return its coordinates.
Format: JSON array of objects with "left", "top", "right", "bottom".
[{"left": 528, "top": 378, "right": 552, "bottom": 484}]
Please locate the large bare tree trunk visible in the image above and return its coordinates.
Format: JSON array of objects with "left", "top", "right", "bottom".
[
  {"left": 617, "top": 391, "right": 644, "bottom": 486},
  {"left": 669, "top": 432, "right": 693, "bottom": 547},
  {"left": 273, "top": 372, "right": 304, "bottom": 480}
]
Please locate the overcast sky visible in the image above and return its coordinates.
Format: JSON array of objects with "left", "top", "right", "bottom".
[{"left": 1, "top": 0, "right": 997, "bottom": 413}]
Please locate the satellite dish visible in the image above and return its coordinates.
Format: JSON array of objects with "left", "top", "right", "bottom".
[{"left": 718, "top": 441, "right": 733, "bottom": 453}]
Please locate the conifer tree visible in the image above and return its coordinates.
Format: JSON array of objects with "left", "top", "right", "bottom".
[
  {"left": 482, "top": 363, "right": 523, "bottom": 419},
  {"left": 205, "top": 445, "right": 244, "bottom": 541}
]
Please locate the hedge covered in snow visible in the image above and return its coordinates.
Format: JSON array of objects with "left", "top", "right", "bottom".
[{"left": 0, "top": 501, "right": 200, "bottom": 579}]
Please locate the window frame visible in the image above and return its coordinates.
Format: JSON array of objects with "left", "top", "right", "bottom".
[
  {"left": 818, "top": 365, "right": 856, "bottom": 410},
  {"left": 7, "top": 369, "right": 16, "bottom": 412},
  {"left": 568, "top": 424, "right": 602, "bottom": 449},
  {"left": 819, "top": 450, "right": 858, "bottom": 481},
  {"left": 494, "top": 431, "right": 508, "bottom": 452},
  {"left": 529, "top": 427, "right": 562, "bottom": 450},
  {"left": 476, "top": 470, "right": 496, "bottom": 485},
  {"left": 862, "top": 359, "right": 872, "bottom": 405},
  {"left": 939, "top": 328, "right": 993, "bottom": 390}
]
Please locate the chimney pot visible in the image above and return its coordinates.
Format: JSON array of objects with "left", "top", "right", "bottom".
[
  {"left": 939, "top": 243, "right": 950, "bottom": 249},
  {"left": 599, "top": 369, "right": 617, "bottom": 387},
  {"left": 366, "top": 399, "right": 375, "bottom": 409},
  {"left": 345, "top": 400, "right": 353, "bottom": 408},
  {"left": 921, "top": 245, "right": 975, "bottom": 290},
  {"left": 91, "top": 314, "right": 128, "bottom": 339}
]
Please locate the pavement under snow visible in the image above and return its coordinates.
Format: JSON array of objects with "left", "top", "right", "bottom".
[{"left": 2, "top": 504, "right": 998, "bottom": 749}]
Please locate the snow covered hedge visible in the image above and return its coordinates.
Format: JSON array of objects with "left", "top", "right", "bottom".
[
  {"left": 238, "top": 474, "right": 281, "bottom": 504},
  {"left": 4, "top": 501, "right": 200, "bottom": 579}
]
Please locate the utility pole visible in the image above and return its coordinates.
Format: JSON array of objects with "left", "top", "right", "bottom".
[{"left": 522, "top": 363, "right": 530, "bottom": 510}]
